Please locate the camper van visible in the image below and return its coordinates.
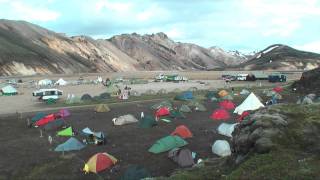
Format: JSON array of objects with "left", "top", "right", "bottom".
[{"left": 32, "top": 89, "right": 63, "bottom": 101}]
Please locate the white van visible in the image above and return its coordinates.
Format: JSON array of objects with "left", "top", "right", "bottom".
[{"left": 237, "top": 74, "right": 248, "bottom": 81}]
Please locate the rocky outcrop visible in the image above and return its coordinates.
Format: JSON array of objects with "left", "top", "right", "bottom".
[{"left": 293, "top": 67, "right": 320, "bottom": 94}]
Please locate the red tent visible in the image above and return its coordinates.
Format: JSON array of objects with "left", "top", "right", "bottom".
[
  {"left": 237, "top": 111, "right": 250, "bottom": 122},
  {"left": 210, "top": 109, "right": 230, "bottom": 120},
  {"left": 272, "top": 86, "right": 283, "bottom": 93},
  {"left": 171, "top": 125, "right": 193, "bottom": 138},
  {"left": 155, "top": 107, "right": 170, "bottom": 117},
  {"left": 219, "top": 100, "right": 236, "bottom": 110},
  {"left": 35, "top": 114, "right": 56, "bottom": 126}
]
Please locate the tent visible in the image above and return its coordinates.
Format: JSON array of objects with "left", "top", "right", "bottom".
[
  {"left": 148, "top": 135, "right": 188, "bottom": 154},
  {"left": 83, "top": 152, "right": 117, "bottom": 173},
  {"left": 221, "top": 94, "right": 234, "bottom": 100},
  {"left": 54, "top": 137, "right": 85, "bottom": 152},
  {"left": 272, "top": 86, "right": 283, "bottom": 93},
  {"left": 58, "top": 109, "right": 71, "bottom": 118},
  {"left": 210, "top": 109, "right": 231, "bottom": 120},
  {"left": 174, "top": 91, "right": 193, "bottom": 101},
  {"left": 168, "top": 148, "right": 195, "bottom": 167},
  {"left": 120, "top": 165, "right": 151, "bottom": 180},
  {"left": 94, "top": 104, "right": 110, "bottom": 113},
  {"left": 179, "top": 104, "right": 192, "bottom": 113},
  {"left": 57, "top": 126, "right": 73, "bottom": 136},
  {"left": 151, "top": 100, "right": 172, "bottom": 110},
  {"left": 155, "top": 107, "right": 170, "bottom": 118},
  {"left": 217, "top": 123, "right": 238, "bottom": 137},
  {"left": 234, "top": 93, "right": 265, "bottom": 115},
  {"left": 218, "top": 90, "right": 228, "bottom": 97},
  {"left": 139, "top": 115, "right": 157, "bottom": 128},
  {"left": 237, "top": 111, "right": 250, "bottom": 121},
  {"left": 240, "top": 89, "right": 250, "bottom": 95},
  {"left": 1, "top": 85, "right": 18, "bottom": 95},
  {"left": 170, "top": 110, "right": 185, "bottom": 119},
  {"left": 44, "top": 119, "right": 65, "bottom": 131},
  {"left": 99, "top": 92, "right": 111, "bottom": 99},
  {"left": 55, "top": 78, "right": 67, "bottom": 86},
  {"left": 212, "top": 140, "right": 231, "bottom": 157},
  {"left": 171, "top": 125, "right": 193, "bottom": 139},
  {"left": 35, "top": 114, "right": 56, "bottom": 127},
  {"left": 81, "top": 94, "right": 93, "bottom": 101},
  {"left": 38, "top": 79, "right": 52, "bottom": 86},
  {"left": 206, "top": 91, "right": 217, "bottom": 99},
  {"left": 219, "top": 100, "right": 236, "bottom": 110},
  {"left": 194, "top": 103, "right": 207, "bottom": 112},
  {"left": 112, "top": 114, "right": 138, "bottom": 126},
  {"left": 31, "top": 112, "right": 47, "bottom": 123}
]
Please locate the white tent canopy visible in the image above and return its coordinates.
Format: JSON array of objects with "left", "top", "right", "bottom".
[
  {"left": 1, "top": 85, "right": 17, "bottom": 94},
  {"left": 112, "top": 114, "right": 138, "bottom": 126},
  {"left": 234, "top": 93, "right": 265, "bottom": 115},
  {"left": 212, "top": 140, "right": 231, "bottom": 157},
  {"left": 55, "top": 78, "right": 67, "bottom": 86},
  {"left": 217, "top": 123, "right": 238, "bottom": 138},
  {"left": 38, "top": 79, "right": 53, "bottom": 86}
]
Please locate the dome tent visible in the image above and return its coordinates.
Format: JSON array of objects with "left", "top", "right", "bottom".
[
  {"left": 112, "top": 114, "right": 138, "bottom": 126},
  {"left": 148, "top": 135, "right": 188, "bottom": 154},
  {"left": 219, "top": 100, "right": 236, "bottom": 110},
  {"left": 171, "top": 125, "right": 193, "bottom": 139},
  {"left": 94, "top": 104, "right": 110, "bottom": 113},
  {"left": 210, "top": 109, "right": 231, "bottom": 120},
  {"left": 217, "top": 123, "right": 238, "bottom": 137},
  {"left": 212, "top": 140, "right": 231, "bottom": 157},
  {"left": 83, "top": 152, "right": 117, "bottom": 174}
]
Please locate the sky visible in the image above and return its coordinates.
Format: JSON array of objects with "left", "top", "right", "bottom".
[{"left": 0, "top": 0, "right": 320, "bottom": 53}]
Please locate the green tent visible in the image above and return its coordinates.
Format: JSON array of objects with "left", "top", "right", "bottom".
[
  {"left": 170, "top": 110, "right": 185, "bottom": 118},
  {"left": 148, "top": 135, "right": 188, "bottom": 154},
  {"left": 179, "top": 104, "right": 192, "bottom": 113},
  {"left": 151, "top": 100, "right": 173, "bottom": 110},
  {"left": 57, "top": 127, "right": 73, "bottom": 136},
  {"left": 31, "top": 112, "right": 46, "bottom": 123},
  {"left": 1, "top": 85, "right": 17, "bottom": 96},
  {"left": 139, "top": 115, "right": 157, "bottom": 128}
]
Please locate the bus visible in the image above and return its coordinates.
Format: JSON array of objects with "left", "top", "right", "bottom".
[{"left": 32, "top": 89, "right": 63, "bottom": 101}]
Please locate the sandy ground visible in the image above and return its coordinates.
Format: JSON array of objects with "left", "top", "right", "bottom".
[{"left": 0, "top": 80, "right": 280, "bottom": 115}]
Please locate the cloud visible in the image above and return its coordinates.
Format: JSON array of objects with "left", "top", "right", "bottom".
[{"left": 294, "top": 41, "right": 320, "bottom": 53}]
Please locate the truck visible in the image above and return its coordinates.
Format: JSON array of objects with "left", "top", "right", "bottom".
[
  {"left": 155, "top": 74, "right": 188, "bottom": 82},
  {"left": 268, "top": 74, "right": 287, "bottom": 82}
]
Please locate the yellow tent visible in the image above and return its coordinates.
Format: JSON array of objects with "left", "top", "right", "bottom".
[
  {"left": 83, "top": 152, "right": 117, "bottom": 173},
  {"left": 218, "top": 90, "right": 228, "bottom": 97},
  {"left": 94, "top": 104, "right": 110, "bottom": 113}
]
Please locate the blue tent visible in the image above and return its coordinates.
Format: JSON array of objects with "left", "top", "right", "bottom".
[
  {"left": 174, "top": 91, "right": 193, "bottom": 101},
  {"left": 54, "top": 137, "right": 85, "bottom": 152}
]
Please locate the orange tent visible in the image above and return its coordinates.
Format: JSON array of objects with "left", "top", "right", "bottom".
[
  {"left": 83, "top": 152, "right": 117, "bottom": 174},
  {"left": 218, "top": 90, "right": 228, "bottom": 97},
  {"left": 171, "top": 125, "right": 193, "bottom": 138}
]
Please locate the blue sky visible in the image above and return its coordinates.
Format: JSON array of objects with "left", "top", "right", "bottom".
[{"left": 0, "top": 0, "right": 320, "bottom": 53}]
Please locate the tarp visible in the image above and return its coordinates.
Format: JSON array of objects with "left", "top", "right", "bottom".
[
  {"left": 43, "top": 119, "right": 65, "bottom": 131},
  {"left": 57, "top": 126, "right": 73, "bottom": 136},
  {"left": 54, "top": 137, "right": 85, "bottom": 152},
  {"left": 112, "top": 114, "right": 138, "bottom": 126},
  {"left": 179, "top": 104, "right": 192, "bottom": 113},
  {"left": 218, "top": 90, "right": 228, "bottom": 97},
  {"left": 55, "top": 78, "right": 67, "bottom": 86},
  {"left": 120, "top": 165, "right": 151, "bottom": 180},
  {"left": 35, "top": 114, "right": 56, "bottom": 127},
  {"left": 217, "top": 123, "right": 238, "bottom": 137},
  {"left": 155, "top": 107, "right": 170, "bottom": 117},
  {"left": 234, "top": 93, "right": 265, "bottom": 115},
  {"left": 139, "top": 115, "right": 157, "bottom": 128},
  {"left": 168, "top": 148, "right": 195, "bottom": 167},
  {"left": 94, "top": 104, "right": 110, "bottom": 113},
  {"left": 210, "top": 109, "right": 231, "bottom": 120},
  {"left": 31, "top": 112, "right": 47, "bottom": 123},
  {"left": 1, "top": 85, "right": 17, "bottom": 95},
  {"left": 82, "top": 127, "right": 105, "bottom": 139},
  {"left": 171, "top": 125, "right": 193, "bottom": 139},
  {"left": 212, "top": 140, "right": 231, "bottom": 157},
  {"left": 148, "top": 135, "right": 188, "bottom": 154},
  {"left": 219, "top": 100, "right": 236, "bottom": 110},
  {"left": 84, "top": 152, "right": 117, "bottom": 173},
  {"left": 174, "top": 91, "right": 193, "bottom": 101}
]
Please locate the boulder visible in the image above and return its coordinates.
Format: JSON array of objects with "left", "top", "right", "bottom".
[{"left": 255, "top": 137, "right": 274, "bottom": 153}]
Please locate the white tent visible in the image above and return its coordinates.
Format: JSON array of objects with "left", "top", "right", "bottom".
[
  {"left": 55, "top": 78, "right": 67, "bottom": 86},
  {"left": 1, "top": 85, "right": 17, "bottom": 95},
  {"left": 234, "top": 93, "right": 265, "bottom": 115},
  {"left": 217, "top": 123, "right": 238, "bottom": 138},
  {"left": 38, "top": 79, "right": 53, "bottom": 86},
  {"left": 212, "top": 140, "right": 231, "bottom": 157},
  {"left": 112, "top": 114, "right": 138, "bottom": 126}
]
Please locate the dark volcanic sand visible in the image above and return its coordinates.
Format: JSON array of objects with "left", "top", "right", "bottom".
[{"left": 0, "top": 100, "right": 237, "bottom": 179}]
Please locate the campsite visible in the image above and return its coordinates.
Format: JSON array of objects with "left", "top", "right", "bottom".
[{"left": 0, "top": 74, "right": 306, "bottom": 179}]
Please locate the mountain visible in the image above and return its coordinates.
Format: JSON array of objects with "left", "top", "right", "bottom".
[
  {"left": 208, "top": 46, "right": 249, "bottom": 65},
  {"left": 293, "top": 67, "right": 320, "bottom": 93},
  {"left": 239, "top": 44, "right": 320, "bottom": 70}
]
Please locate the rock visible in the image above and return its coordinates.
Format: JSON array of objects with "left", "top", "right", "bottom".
[
  {"left": 261, "top": 128, "right": 281, "bottom": 138},
  {"left": 255, "top": 137, "right": 274, "bottom": 153},
  {"left": 252, "top": 119, "right": 273, "bottom": 129},
  {"left": 249, "top": 127, "right": 263, "bottom": 142}
]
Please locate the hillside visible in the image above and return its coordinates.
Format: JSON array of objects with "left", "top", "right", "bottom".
[
  {"left": 240, "top": 44, "right": 320, "bottom": 71},
  {"left": 293, "top": 67, "right": 320, "bottom": 94}
]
